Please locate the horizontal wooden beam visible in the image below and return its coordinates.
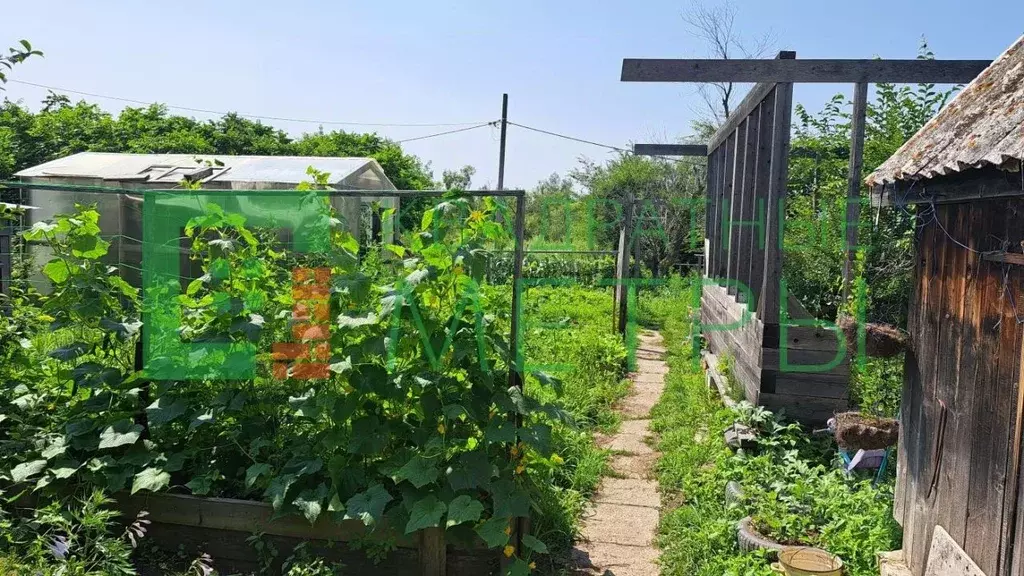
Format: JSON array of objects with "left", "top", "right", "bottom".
[
  {"left": 633, "top": 143, "right": 707, "bottom": 157},
  {"left": 621, "top": 58, "right": 990, "bottom": 84},
  {"left": 871, "top": 167, "right": 1024, "bottom": 206},
  {"left": 982, "top": 252, "right": 1024, "bottom": 266}
]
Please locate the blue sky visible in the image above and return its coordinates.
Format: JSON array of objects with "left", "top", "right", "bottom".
[{"left": 5, "top": 1, "right": 1022, "bottom": 189}]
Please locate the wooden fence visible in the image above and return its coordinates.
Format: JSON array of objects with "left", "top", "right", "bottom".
[{"left": 701, "top": 53, "right": 849, "bottom": 423}]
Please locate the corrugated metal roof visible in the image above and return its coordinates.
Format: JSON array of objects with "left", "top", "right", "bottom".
[
  {"left": 866, "top": 35, "right": 1024, "bottom": 187},
  {"left": 14, "top": 152, "right": 392, "bottom": 187}
]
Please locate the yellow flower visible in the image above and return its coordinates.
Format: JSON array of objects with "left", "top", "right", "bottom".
[
  {"left": 509, "top": 445, "right": 519, "bottom": 457},
  {"left": 529, "top": 562, "right": 536, "bottom": 570},
  {"left": 515, "top": 464, "right": 526, "bottom": 475},
  {"left": 504, "top": 525, "right": 512, "bottom": 536},
  {"left": 503, "top": 545, "right": 515, "bottom": 558},
  {"left": 437, "top": 423, "right": 446, "bottom": 434},
  {"left": 551, "top": 454, "right": 564, "bottom": 466}
]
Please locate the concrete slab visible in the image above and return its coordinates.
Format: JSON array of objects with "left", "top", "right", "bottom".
[
  {"left": 579, "top": 502, "right": 660, "bottom": 547},
  {"left": 593, "top": 478, "right": 660, "bottom": 508},
  {"left": 571, "top": 542, "right": 660, "bottom": 576}
]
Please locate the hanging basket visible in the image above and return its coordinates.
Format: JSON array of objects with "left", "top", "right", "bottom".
[
  {"left": 837, "top": 316, "right": 908, "bottom": 358},
  {"left": 833, "top": 411, "right": 899, "bottom": 451}
]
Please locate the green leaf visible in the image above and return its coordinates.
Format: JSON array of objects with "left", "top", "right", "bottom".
[
  {"left": 98, "top": 420, "right": 142, "bottom": 449},
  {"left": 405, "top": 495, "right": 446, "bottom": 534},
  {"left": 345, "top": 484, "right": 393, "bottom": 527},
  {"left": 475, "top": 517, "right": 510, "bottom": 548},
  {"left": 66, "top": 419, "right": 95, "bottom": 437},
  {"left": 446, "top": 495, "right": 484, "bottom": 528},
  {"left": 41, "top": 436, "right": 67, "bottom": 460},
  {"left": 491, "top": 479, "right": 530, "bottom": 518},
  {"left": 42, "top": 259, "right": 72, "bottom": 284},
  {"left": 49, "top": 459, "right": 81, "bottom": 480},
  {"left": 189, "top": 410, "right": 215, "bottom": 430},
  {"left": 393, "top": 455, "right": 440, "bottom": 489},
  {"left": 146, "top": 397, "right": 188, "bottom": 426},
  {"left": 264, "top": 474, "right": 297, "bottom": 511},
  {"left": 337, "top": 312, "right": 379, "bottom": 329},
  {"left": 506, "top": 558, "right": 531, "bottom": 576},
  {"left": 185, "top": 472, "right": 215, "bottom": 495},
  {"left": 293, "top": 484, "right": 329, "bottom": 525},
  {"left": 532, "top": 371, "right": 563, "bottom": 396},
  {"left": 11, "top": 460, "right": 47, "bottom": 483},
  {"left": 70, "top": 234, "right": 109, "bottom": 259},
  {"left": 49, "top": 342, "right": 89, "bottom": 361},
  {"left": 447, "top": 450, "right": 495, "bottom": 491},
  {"left": 245, "top": 463, "right": 272, "bottom": 489},
  {"left": 485, "top": 419, "right": 516, "bottom": 444},
  {"left": 131, "top": 467, "right": 170, "bottom": 494},
  {"left": 520, "top": 423, "right": 553, "bottom": 456},
  {"left": 522, "top": 534, "right": 548, "bottom": 554}
]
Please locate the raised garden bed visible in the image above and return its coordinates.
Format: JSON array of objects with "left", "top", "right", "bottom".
[{"left": 116, "top": 492, "right": 498, "bottom": 576}]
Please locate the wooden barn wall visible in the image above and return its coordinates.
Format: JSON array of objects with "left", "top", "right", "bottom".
[{"left": 898, "top": 198, "right": 1024, "bottom": 576}]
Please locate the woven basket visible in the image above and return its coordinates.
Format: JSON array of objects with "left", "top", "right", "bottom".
[
  {"left": 833, "top": 411, "right": 899, "bottom": 450},
  {"left": 837, "top": 316, "right": 908, "bottom": 358}
]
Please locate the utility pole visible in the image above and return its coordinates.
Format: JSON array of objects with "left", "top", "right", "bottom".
[{"left": 497, "top": 93, "right": 508, "bottom": 190}]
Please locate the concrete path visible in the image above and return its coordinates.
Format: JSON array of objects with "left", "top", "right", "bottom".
[{"left": 571, "top": 331, "right": 667, "bottom": 576}]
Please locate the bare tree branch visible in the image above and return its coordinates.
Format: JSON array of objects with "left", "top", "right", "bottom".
[{"left": 683, "top": 1, "right": 776, "bottom": 128}]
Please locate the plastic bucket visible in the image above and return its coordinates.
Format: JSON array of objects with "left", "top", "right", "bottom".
[{"left": 773, "top": 547, "right": 843, "bottom": 576}]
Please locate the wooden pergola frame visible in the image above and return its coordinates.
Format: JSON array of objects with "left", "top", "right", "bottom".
[{"left": 621, "top": 50, "right": 989, "bottom": 421}]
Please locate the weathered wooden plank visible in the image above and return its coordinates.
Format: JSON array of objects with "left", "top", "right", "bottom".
[
  {"left": 933, "top": 202, "right": 975, "bottom": 551},
  {"left": 982, "top": 251, "right": 1024, "bottom": 266},
  {"left": 871, "top": 168, "right": 1024, "bottom": 207},
  {"left": 842, "top": 82, "right": 868, "bottom": 302},
  {"left": 725, "top": 128, "right": 744, "bottom": 293},
  {"left": 708, "top": 148, "right": 724, "bottom": 279},
  {"left": 420, "top": 527, "right": 446, "bottom": 576},
  {"left": 963, "top": 201, "right": 1014, "bottom": 575},
  {"left": 736, "top": 108, "right": 760, "bottom": 304},
  {"left": 996, "top": 199, "right": 1024, "bottom": 576},
  {"left": 780, "top": 324, "right": 846, "bottom": 352},
  {"left": 762, "top": 348, "right": 849, "bottom": 375},
  {"left": 770, "top": 374, "right": 849, "bottom": 399},
  {"left": 718, "top": 139, "right": 736, "bottom": 281},
  {"left": 115, "top": 492, "right": 417, "bottom": 547},
  {"left": 633, "top": 143, "right": 707, "bottom": 157},
  {"left": 925, "top": 526, "right": 986, "bottom": 576},
  {"left": 758, "top": 392, "right": 847, "bottom": 424},
  {"left": 759, "top": 82, "right": 793, "bottom": 326},
  {"left": 727, "top": 118, "right": 749, "bottom": 296},
  {"left": 621, "top": 58, "right": 990, "bottom": 84},
  {"left": 746, "top": 93, "right": 775, "bottom": 313},
  {"left": 902, "top": 202, "right": 942, "bottom": 576}
]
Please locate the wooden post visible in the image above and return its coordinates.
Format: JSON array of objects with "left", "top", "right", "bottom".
[
  {"left": 418, "top": 527, "right": 446, "bottom": 576},
  {"left": 842, "top": 82, "right": 868, "bottom": 303},
  {"left": 617, "top": 194, "right": 634, "bottom": 336},
  {"left": 758, "top": 81, "right": 794, "bottom": 328},
  {"left": 720, "top": 133, "right": 737, "bottom": 283},
  {"left": 497, "top": 94, "right": 509, "bottom": 191}
]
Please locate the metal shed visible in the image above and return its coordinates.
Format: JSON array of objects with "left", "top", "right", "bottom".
[
  {"left": 12, "top": 152, "right": 398, "bottom": 286},
  {"left": 867, "top": 34, "right": 1024, "bottom": 576}
]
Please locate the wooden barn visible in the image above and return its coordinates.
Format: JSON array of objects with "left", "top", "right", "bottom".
[{"left": 868, "top": 35, "right": 1024, "bottom": 576}]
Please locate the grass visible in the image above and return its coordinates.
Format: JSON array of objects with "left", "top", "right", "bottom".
[
  {"left": 641, "top": 276, "right": 901, "bottom": 576},
  {"left": 520, "top": 285, "right": 630, "bottom": 567}
]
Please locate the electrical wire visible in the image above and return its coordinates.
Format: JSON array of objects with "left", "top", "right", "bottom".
[
  {"left": 8, "top": 79, "right": 492, "bottom": 128},
  {"left": 507, "top": 122, "right": 630, "bottom": 153},
  {"left": 396, "top": 122, "right": 497, "bottom": 144}
]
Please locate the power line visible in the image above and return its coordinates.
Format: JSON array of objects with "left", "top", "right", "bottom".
[
  {"left": 397, "top": 122, "right": 497, "bottom": 143},
  {"left": 7, "top": 79, "right": 491, "bottom": 128},
  {"left": 507, "top": 121, "right": 630, "bottom": 153},
  {"left": 507, "top": 121, "right": 693, "bottom": 164}
]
